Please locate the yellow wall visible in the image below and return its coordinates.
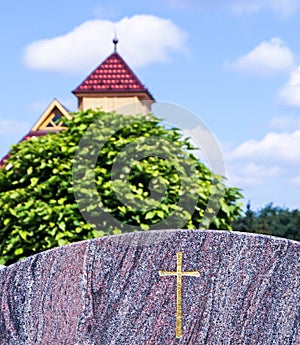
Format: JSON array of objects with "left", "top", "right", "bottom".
[{"left": 79, "top": 96, "right": 153, "bottom": 115}]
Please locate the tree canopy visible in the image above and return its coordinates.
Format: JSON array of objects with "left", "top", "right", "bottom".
[
  {"left": 0, "top": 110, "right": 242, "bottom": 265},
  {"left": 232, "top": 203, "right": 300, "bottom": 241}
]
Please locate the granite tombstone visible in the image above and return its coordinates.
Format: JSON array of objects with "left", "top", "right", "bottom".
[{"left": 0, "top": 229, "right": 299, "bottom": 344}]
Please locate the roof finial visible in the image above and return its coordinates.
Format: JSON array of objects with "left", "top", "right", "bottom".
[{"left": 113, "top": 33, "right": 119, "bottom": 53}]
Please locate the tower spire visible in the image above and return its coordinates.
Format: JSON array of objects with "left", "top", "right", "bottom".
[{"left": 113, "top": 34, "right": 119, "bottom": 53}]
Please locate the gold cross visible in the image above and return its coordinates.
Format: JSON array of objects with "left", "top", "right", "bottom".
[{"left": 158, "top": 252, "right": 200, "bottom": 338}]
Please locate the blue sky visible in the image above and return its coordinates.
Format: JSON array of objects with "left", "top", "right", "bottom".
[{"left": 1, "top": 0, "right": 300, "bottom": 211}]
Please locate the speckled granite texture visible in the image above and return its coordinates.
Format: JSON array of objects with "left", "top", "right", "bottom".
[{"left": 0, "top": 230, "right": 299, "bottom": 345}]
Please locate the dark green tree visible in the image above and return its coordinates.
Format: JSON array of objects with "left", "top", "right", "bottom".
[
  {"left": 233, "top": 203, "right": 300, "bottom": 241},
  {"left": 0, "top": 110, "right": 243, "bottom": 264},
  {"left": 232, "top": 202, "right": 255, "bottom": 232}
]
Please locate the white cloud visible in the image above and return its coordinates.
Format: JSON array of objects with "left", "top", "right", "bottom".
[
  {"left": 233, "top": 0, "right": 299, "bottom": 16},
  {"left": 227, "top": 130, "right": 300, "bottom": 163},
  {"left": 23, "top": 15, "right": 188, "bottom": 75},
  {"left": 224, "top": 125, "right": 300, "bottom": 208},
  {"left": 227, "top": 162, "right": 282, "bottom": 186},
  {"left": 224, "top": 129, "right": 300, "bottom": 191},
  {"left": 270, "top": 116, "right": 300, "bottom": 130},
  {"left": 279, "top": 66, "right": 300, "bottom": 107},
  {"left": 183, "top": 124, "right": 300, "bottom": 193},
  {"left": 165, "top": 0, "right": 299, "bottom": 16},
  {"left": 217, "top": 132, "right": 300, "bottom": 207},
  {"left": 229, "top": 38, "right": 295, "bottom": 76}
]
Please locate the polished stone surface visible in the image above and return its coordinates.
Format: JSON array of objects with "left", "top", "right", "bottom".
[{"left": 0, "top": 230, "right": 299, "bottom": 344}]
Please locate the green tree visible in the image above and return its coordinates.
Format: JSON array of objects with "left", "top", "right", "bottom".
[
  {"left": 233, "top": 203, "right": 300, "bottom": 241},
  {"left": 0, "top": 110, "right": 243, "bottom": 265}
]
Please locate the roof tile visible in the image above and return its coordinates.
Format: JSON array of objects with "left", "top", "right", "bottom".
[{"left": 73, "top": 52, "right": 154, "bottom": 99}]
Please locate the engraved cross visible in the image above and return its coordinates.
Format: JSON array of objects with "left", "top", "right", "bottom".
[{"left": 158, "top": 252, "right": 200, "bottom": 338}]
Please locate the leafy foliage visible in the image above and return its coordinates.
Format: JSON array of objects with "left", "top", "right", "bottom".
[
  {"left": 232, "top": 202, "right": 300, "bottom": 241},
  {"left": 0, "top": 110, "right": 243, "bottom": 264}
]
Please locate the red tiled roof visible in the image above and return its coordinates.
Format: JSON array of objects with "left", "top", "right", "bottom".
[{"left": 73, "top": 52, "right": 154, "bottom": 99}]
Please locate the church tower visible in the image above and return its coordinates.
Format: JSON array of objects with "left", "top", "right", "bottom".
[
  {"left": 0, "top": 39, "right": 154, "bottom": 166},
  {"left": 72, "top": 38, "right": 154, "bottom": 115}
]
